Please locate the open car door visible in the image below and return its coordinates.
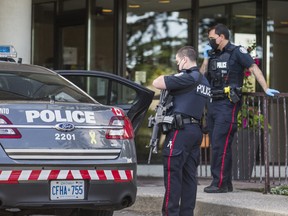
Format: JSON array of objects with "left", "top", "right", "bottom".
[{"left": 57, "top": 70, "right": 154, "bottom": 134}]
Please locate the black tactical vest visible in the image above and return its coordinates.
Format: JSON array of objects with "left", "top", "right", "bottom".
[{"left": 207, "top": 44, "right": 244, "bottom": 90}]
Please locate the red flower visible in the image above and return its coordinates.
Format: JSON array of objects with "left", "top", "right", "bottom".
[
  {"left": 244, "top": 71, "right": 251, "bottom": 77},
  {"left": 254, "top": 58, "right": 260, "bottom": 66},
  {"left": 242, "top": 118, "right": 248, "bottom": 128}
]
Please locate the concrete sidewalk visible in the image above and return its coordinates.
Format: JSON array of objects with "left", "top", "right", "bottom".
[{"left": 127, "top": 165, "right": 288, "bottom": 216}]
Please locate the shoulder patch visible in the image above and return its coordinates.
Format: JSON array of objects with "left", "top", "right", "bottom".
[{"left": 239, "top": 47, "right": 248, "bottom": 54}]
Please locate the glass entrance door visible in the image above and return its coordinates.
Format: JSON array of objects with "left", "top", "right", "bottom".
[
  {"left": 59, "top": 25, "right": 86, "bottom": 70},
  {"left": 32, "top": 0, "right": 115, "bottom": 71},
  {"left": 55, "top": 0, "right": 87, "bottom": 70}
]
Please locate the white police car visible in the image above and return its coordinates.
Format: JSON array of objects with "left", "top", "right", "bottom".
[{"left": 0, "top": 46, "right": 154, "bottom": 216}]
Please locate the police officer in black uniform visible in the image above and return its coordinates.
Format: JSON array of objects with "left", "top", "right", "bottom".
[
  {"left": 200, "top": 23, "right": 279, "bottom": 193},
  {"left": 153, "top": 46, "right": 210, "bottom": 216}
]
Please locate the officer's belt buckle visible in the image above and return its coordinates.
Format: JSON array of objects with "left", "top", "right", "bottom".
[{"left": 183, "top": 117, "right": 199, "bottom": 124}]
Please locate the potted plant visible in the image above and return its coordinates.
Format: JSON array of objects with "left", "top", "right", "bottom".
[
  {"left": 237, "top": 41, "right": 270, "bottom": 130},
  {"left": 237, "top": 101, "right": 269, "bottom": 130}
]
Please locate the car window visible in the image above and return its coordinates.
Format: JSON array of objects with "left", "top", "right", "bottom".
[
  {"left": 110, "top": 80, "right": 137, "bottom": 105},
  {"left": 63, "top": 75, "right": 138, "bottom": 105},
  {"left": 0, "top": 72, "right": 95, "bottom": 103}
]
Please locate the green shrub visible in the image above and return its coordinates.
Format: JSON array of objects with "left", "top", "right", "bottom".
[{"left": 271, "top": 185, "right": 288, "bottom": 196}]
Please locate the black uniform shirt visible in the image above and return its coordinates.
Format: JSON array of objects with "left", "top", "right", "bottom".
[
  {"left": 224, "top": 42, "right": 255, "bottom": 71},
  {"left": 164, "top": 67, "right": 210, "bottom": 120}
]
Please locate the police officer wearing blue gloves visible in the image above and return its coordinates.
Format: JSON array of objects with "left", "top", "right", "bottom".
[
  {"left": 200, "top": 23, "right": 280, "bottom": 193},
  {"left": 153, "top": 46, "right": 210, "bottom": 215}
]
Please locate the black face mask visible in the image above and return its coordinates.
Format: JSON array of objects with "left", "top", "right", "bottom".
[{"left": 209, "top": 38, "right": 219, "bottom": 50}]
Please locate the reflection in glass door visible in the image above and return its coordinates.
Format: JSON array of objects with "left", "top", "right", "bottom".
[
  {"left": 32, "top": 2, "right": 55, "bottom": 69},
  {"left": 89, "top": 0, "right": 114, "bottom": 73},
  {"left": 60, "top": 25, "right": 86, "bottom": 70},
  {"left": 267, "top": 0, "right": 288, "bottom": 92}
]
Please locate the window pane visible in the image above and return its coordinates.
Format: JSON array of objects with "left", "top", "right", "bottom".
[
  {"left": 110, "top": 81, "right": 137, "bottom": 105},
  {"left": 199, "top": 6, "right": 225, "bottom": 59},
  {"left": 62, "top": 0, "right": 86, "bottom": 11},
  {"left": 126, "top": 0, "right": 191, "bottom": 85},
  {"left": 267, "top": 0, "right": 288, "bottom": 91},
  {"left": 61, "top": 75, "right": 137, "bottom": 106},
  {"left": 61, "top": 25, "right": 86, "bottom": 70},
  {"left": 89, "top": 0, "right": 114, "bottom": 72},
  {"left": 0, "top": 72, "right": 93, "bottom": 103},
  {"left": 32, "top": 3, "right": 55, "bottom": 69},
  {"left": 62, "top": 75, "right": 109, "bottom": 104}
]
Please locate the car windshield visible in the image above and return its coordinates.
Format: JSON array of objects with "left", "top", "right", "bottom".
[{"left": 0, "top": 71, "right": 95, "bottom": 103}]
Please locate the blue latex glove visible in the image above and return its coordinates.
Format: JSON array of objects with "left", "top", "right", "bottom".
[
  {"left": 265, "top": 88, "right": 280, "bottom": 96},
  {"left": 203, "top": 44, "right": 212, "bottom": 59}
]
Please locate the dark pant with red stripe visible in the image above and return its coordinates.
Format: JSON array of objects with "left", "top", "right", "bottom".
[
  {"left": 161, "top": 124, "right": 202, "bottom": 216},
  {"left": 207, "top": 99, "right": 241, "bottom": 188}
]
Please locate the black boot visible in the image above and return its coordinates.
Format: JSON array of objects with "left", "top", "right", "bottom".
[
  {"left": 228, "top": 183, "right": 233, "bottom": 192},
  {"left": 204, "top": 185, "right": 228, "bottom": 193}
]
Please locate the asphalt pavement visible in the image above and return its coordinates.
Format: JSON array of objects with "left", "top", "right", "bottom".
[
  {"left": 114, "top": 210, "right": 158, "bottom": 216},
  {"left": 118, "top": 165, "right": 288, "bottom": 216}
]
